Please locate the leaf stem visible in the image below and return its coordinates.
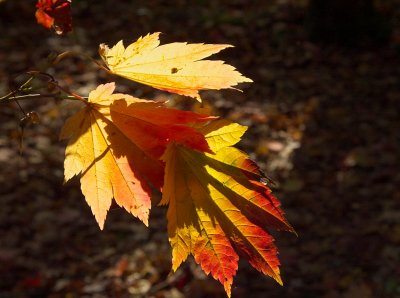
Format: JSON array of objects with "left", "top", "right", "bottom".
[
  {"left": 51, "top": 50, "right": 109, "bottom": 72},
  {"left": 0, "top": 71, "right": 88, "bottom": 105},
  {"left": 47, "top": 80, "right": 88, "bottom": 104}
]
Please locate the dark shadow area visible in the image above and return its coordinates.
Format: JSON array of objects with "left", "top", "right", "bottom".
[
  {"left": 1, "top": 1, "right": 399, "bottom": 297},
  {"left": 306, "top": 0, "right": 392, "bottom": 45},
  {"left": 280, "top": 48, "right": 400, "bottom": 297}
]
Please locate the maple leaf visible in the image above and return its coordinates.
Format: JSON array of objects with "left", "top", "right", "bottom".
[
  {"left": 160, "top": 120, "right": 294, "bottom": 297},
  {"left": 99, "top": 32, "right": 252, "bottom": 100},
  {"left": 60, "top": 83, "right": 213, "bottom": 229},
  {"left": 35, "top": 0, "right": 72, "bottom": 35}
]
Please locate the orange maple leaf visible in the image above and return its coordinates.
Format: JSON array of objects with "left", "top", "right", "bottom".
[
  {"left": 99, "top": 33, "right": 252, "bottom": 100},
  {"left": 160, "top": 120, "right": 294, "bottom": 296},
  {"left": 60, "top": 83, "right": 213, "bottom": 229}
]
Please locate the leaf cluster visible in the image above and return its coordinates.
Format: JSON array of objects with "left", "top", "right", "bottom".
[{"left": 23, "top": 4, "right": 296, "bottom": 296}]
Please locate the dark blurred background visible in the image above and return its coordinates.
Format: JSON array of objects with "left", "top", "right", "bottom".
[{"left": 0, "top": 1, "right": 399, "bottom": 297}]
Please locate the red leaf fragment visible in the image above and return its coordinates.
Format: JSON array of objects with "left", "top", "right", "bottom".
[{"left": 35, "top": 0, "right": 72, "bottom": 34}]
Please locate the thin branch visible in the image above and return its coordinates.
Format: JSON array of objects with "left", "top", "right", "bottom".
[
  {"left": 24, "top": 71, "right": 88, "bottom": 104},
  {"left": 0, "top": 75, "right": 34, "bottom": 102},
  {"left": 1, "top": 71, "right": 90, "bottom": 107},
  {"left": 0, "top": 93, "right": 86, "bottom": 105}
]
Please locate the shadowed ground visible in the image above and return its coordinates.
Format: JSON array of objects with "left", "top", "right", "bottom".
[{"left": 0, "top": 1, "right": 399, "bottom": 297}]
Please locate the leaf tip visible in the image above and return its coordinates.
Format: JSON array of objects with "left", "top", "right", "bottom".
[
  {"left": 153, "top": 31, "right": 162, "bottom": 38},
  {"left": 224, "top": 282, "right": 233, "bottom": 298},
  {"left": 243, "top": 76, "right": 253, "bottom": 83},
  {"left": 195, "top": 94, "right": 202, "bottom": 102},
  {"left": 270, "top": 268, "right": 283, "bottom": 286},
  {"left": 275, "top": 274, "right": 283, "bottom": 286},
  {"left": 97, "top": 220, "right": 105, "bottom": 231},
  {"left": 141, "top": 216, "right": 149, "bottom": 227}
]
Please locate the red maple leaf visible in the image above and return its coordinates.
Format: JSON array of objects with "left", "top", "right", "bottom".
[{"left": 35, "top": 0, "right": 72, "bottom": 35}]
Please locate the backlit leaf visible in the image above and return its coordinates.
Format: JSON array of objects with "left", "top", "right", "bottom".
[
  {"left": 161, "top": 120, "right": 294, "bottom": 296},
  {"left": 99, "top": 32, "right": 252, "bottom": 100},
  {"left": 60, "top": 83, "right": 213, "bottom": 229}
]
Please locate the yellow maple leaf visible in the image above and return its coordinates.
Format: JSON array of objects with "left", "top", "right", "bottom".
[
  {"left": 60, "top": 83, "right": 212, "bottom": 229},
  {"left": 99, "top": 32, "right": 252, "bottom": 100}
]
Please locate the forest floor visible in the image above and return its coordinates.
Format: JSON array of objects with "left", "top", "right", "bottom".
[{"left": 0, "top": 1, "right": 399, "bottom": 297}]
